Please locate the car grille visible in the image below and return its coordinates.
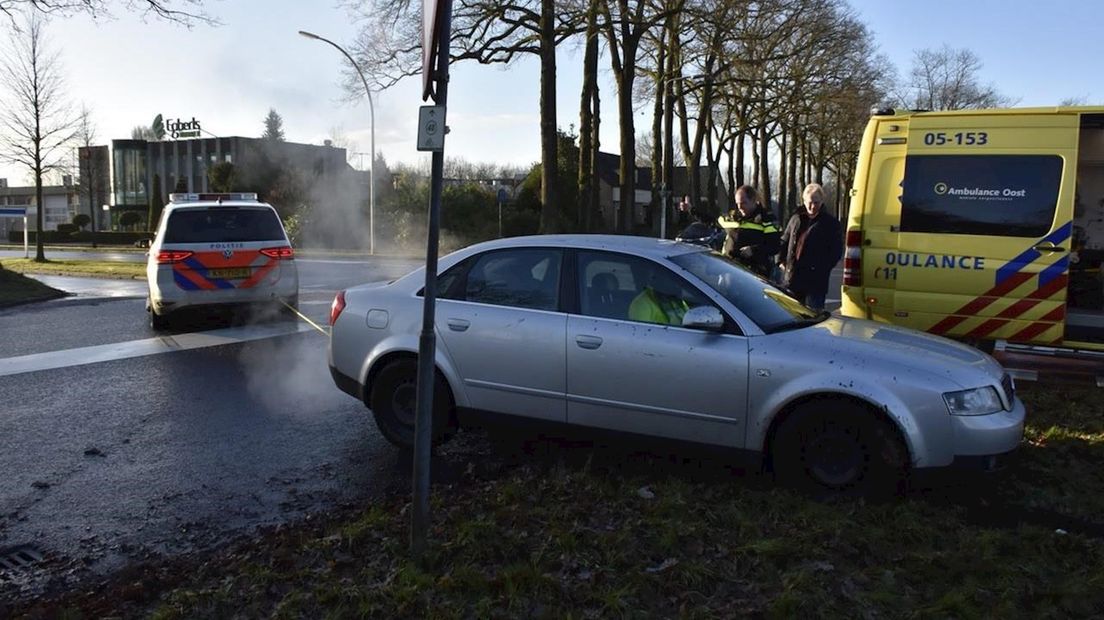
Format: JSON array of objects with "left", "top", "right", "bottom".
[{"left": 1001, "top": 373, "right": 1015, "bottom": 408}]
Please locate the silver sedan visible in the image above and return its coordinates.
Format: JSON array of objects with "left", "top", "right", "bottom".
[{"left": 328, "top": 235, "right": 1025, "bottom": 494}]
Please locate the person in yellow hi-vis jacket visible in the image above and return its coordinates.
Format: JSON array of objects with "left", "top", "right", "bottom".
[
  {"left": 628, "top": 285, "right": 690, "bottom": 325},
  {"left": 718, "top": 185, "right": 781, "bottom": 278}
]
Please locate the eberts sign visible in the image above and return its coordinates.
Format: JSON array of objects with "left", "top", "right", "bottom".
[{"left": 165, "top": 117, "right": 202, "bottom": 139}]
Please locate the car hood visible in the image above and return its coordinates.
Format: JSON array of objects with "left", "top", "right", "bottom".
[{"left": 768, "top": 316, "right": 1004, "bottom": 389}]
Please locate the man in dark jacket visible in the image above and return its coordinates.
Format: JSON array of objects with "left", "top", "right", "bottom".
[
  {"left": 718, "top": 184, "right": 780, "bottom": 277},
  {"left": 779, "top": 183, "right": 842, "bottom": 311}
]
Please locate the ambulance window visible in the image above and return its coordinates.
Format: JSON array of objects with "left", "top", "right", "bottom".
[{"left": 900, "top": 155, "right": 1063, "bottom": 237}]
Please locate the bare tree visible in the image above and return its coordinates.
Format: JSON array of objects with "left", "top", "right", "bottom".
[
  {"left": 598, "top": 0, "right": 669, "bottom": 233},
  {"left": 74, "top": 104, "right": 102, "bottom": 247},
  {"left": 899, "top": 45, "right": 1014, "bottom": 111},
  {"left": 0, "top": 0, "right": 213, "bottom": 25},
  {"left": 0, "top": 12, "right": 78, "bottom": 261}
]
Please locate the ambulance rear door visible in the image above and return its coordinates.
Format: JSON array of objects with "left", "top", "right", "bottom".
[{"left": 886, "top": 112, "right": 1078, "bottom": 345}]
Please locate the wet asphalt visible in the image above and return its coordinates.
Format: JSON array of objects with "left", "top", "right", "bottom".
[{"left": 0, "top": 256, "right": 421, "bottom": 597}]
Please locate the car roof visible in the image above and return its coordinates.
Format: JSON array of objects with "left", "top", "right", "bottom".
[
  {"left": 164, "top": 201, "right": 275, "bottom": 211},
  {"left": 453, "top": 234, "right": 707, "bottom": 260}
]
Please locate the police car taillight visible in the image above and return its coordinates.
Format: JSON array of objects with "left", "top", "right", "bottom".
[
  {"left": 330, "top": 290, "right": 346, "bottom": 326},
  {"left": 260, "top": 246, "right": 295, "bottom": 260},
  {"left": 156, "top": 250, "right": 194, "bottom": 264},
  {"left": 843, "top": 230, "right": 862, "bottom": 286}
]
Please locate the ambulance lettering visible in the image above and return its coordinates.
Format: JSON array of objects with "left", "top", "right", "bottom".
[{"left": 885, "top": 252, "right": 985, "bottom": 270}]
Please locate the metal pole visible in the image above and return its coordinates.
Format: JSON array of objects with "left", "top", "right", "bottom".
[
  {"left": 23, "top": 215, "right": 28, "bottom": 259},
  {"left": 298, "top": 30, "right": 376, "bottom": 255},
  {"left": 659, "top": 184, "right": 666, "bottom": 239},
  {"left": 412, "top": 0, "right": 453, "bottom": 563}
]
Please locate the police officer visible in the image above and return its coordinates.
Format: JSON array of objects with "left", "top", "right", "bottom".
[{"left": 719, "top": 185, "right": 780, "bottom": 277}]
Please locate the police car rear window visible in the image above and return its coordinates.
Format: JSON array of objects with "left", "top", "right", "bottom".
[
  {"left": 163, "top": 208, "right": 286, "bottom": 243},
  {"left": 900, "top": 154, "right": 1062, "bottom": 237}
]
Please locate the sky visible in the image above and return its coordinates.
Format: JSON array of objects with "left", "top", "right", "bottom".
[{"left": 0, "top": 0, "right": 1102, "bottom": 186}]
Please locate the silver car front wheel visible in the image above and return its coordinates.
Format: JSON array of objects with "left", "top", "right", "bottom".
[{"left": 773, "top": 399, "right": 907, "bottom": 497}]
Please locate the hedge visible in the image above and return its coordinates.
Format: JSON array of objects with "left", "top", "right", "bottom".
[{"left": 6, "top": 230, "right": 152, "bottom": 245}]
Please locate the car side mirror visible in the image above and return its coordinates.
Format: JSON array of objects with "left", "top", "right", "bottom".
[{"left": 681, "top": 306, "right": 724, "bottom": 331}]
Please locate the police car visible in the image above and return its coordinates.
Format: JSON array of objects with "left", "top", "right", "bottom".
[{"left": 145, "top": 192, "right": 299, "bottom": 329}]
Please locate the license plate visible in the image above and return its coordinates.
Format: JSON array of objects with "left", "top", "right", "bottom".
[{"left": 209, "top": 268, "right": 251, "bottom": 279}]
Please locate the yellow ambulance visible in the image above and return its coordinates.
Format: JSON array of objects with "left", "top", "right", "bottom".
[{"left": 841, "top": 106, "right": 1104, "bottom": 351}]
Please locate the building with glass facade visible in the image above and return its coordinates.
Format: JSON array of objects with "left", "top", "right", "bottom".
[{"left": 79, "top": 136, "right": 353, "bottom": 230}]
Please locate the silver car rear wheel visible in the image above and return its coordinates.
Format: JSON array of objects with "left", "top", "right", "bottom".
[{"left": 369, "top": 358, "right": 456, "bottom": 449}]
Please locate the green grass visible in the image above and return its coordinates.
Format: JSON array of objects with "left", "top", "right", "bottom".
[
  {"left": 10, "top": 384, "right": 1104, "bottom": 618},
  {"left": 0, "top": 263, "right": 67, "bottom": 306},
  {"left": 1, "top": 257, "right": 145, "bottom": 279}
]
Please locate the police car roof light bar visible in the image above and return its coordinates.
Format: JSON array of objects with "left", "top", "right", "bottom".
[{"left": 169, "top": 192, "right": 259, "bottom": 203}]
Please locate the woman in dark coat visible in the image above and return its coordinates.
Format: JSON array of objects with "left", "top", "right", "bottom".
[{"left": 778, "top": 183, "right": 842, "bottom": 311}]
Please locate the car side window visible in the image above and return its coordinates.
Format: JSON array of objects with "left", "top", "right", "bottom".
[
  {"left": 577, "top": 250, "right": 716, "bottom": 327},
  {"left": 435, "top": 259, "right": 470, "bottom": 299},
  {"left": 460, "top": 248, "right": 562, "bottom": 311}
]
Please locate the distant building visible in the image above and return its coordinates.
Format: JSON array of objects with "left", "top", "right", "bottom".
[
  {"left": 79, "top": 136, "right": 355, "bottom": 230},
  {"left": 0, "top": 178, "right": 79, "bottom": 238},
  {"left": 594, "top": 152, "right": 728, "bottom": 233}
]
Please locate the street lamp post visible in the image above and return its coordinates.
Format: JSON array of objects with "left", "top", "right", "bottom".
[{"left": 299, "top": 30, "right": 376, "bottom": 255}]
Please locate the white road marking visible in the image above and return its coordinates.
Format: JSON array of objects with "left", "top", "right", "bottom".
[{"left": 0, "top": 322, "right": 317, "bottom": 378}]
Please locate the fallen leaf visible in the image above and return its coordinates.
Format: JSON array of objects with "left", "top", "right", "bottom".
[{"left": 646, "top": 558, "right": 678, "bottom": 573}]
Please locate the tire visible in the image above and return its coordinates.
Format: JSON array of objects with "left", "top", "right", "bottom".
[
  {"left": 149, "top": 301, "right": 170, "bottom": 331},
  {"left": 772, "top": 399, "right": 907, "bottom": 497},
  {"left": 369, "top": 359, "right": 456, "bottom": 449}
]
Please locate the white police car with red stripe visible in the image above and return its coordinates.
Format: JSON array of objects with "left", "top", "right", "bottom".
[{"left": 145, "top": 193, "right": 299, "bottom": 329}]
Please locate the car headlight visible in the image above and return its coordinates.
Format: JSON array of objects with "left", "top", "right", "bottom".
[{"left": 943, "top": 386, "right": 1003, "bottom": 416}]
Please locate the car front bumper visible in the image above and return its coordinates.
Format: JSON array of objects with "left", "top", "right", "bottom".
[{"left": 948, "top": 396, "right": 1026, "bottom": 458}]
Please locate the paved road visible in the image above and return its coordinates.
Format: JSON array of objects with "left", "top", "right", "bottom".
[{"left": 0, "top": 256, "right": 422, "bottom": 595}]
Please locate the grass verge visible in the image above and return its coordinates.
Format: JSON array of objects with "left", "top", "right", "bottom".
[
  {"left": 6, "top": 386, "right": 1104, "bottom": 618},
  {"left": 0, "top": 263, "right": 67, "bottom": 307},
  {"left": 1, "top": 257, "right": 145, "bottom": 280}
]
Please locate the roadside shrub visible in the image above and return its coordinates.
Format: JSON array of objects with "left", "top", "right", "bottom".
[
  {"left": 72, "top": 213, "right": 91, "bottom": 230},
  {"left": 56, "top": 223, "right": 79, "bottom": 235}
]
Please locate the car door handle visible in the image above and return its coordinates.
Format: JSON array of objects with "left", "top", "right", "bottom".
[
  {"left": 575, "top": 335, "right": 603, "bottom": 350},
  {"left": 1033, "top": 243, "right": 1066, "bottom": 253},
  {"left": 446, "top": 318, "right": 470, "bottom": 332}
]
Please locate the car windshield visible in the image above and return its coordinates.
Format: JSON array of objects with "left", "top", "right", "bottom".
[
  {"left": 669, "top": 250, "right": 825, "bottom": 332},
  {"left": 164, "top": 207, "right": 286, "bottom": 243},
  {"left": 677, "top": 222, "right": 713, "bottom": 239}
]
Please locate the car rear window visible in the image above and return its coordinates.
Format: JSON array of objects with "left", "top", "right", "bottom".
[{"left": 163, "top": 207, "right": 286, "bottom": 243}]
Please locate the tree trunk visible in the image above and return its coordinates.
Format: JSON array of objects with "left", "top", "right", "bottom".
[
  {"left": 724, "top": 132, "right": 736, "bottom": 211},
  {"left": 538, "top": 0, "right": 559, "bottom": 234},
  {"left": 34, "top": 142, "right": 45, "bottom": 262},
  {"left": 736, "top": 129, "right": 745, "bottom": 188},
  {"left": 758, "top": 124, "right": 771, "bottom": 214},
  {"left": 750, "top": 129, "right": 759, "bottom": 190},
  {"left": 578, "top": 0, "right": 599, "bottom": 233},
  {"left": 662, "top": 21, "right": 675, "bottom": 238},
  {"left": 788, "top": 124, "right": 799, "bottom": 214},
  {"left": 617, "top": 65, "right": 636, "bottom": 234},
  {"left": 778, "top": 126, "right": 788, "bottom": 215},
  {"left": 649, "top": 35, "right": 665, "bottom": 237},
  {"left": 705, "top": 126, "right": 718, "bottom": 217},
  {"left": 591, "top": 79, "right": 601, "bottom": 231}
]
